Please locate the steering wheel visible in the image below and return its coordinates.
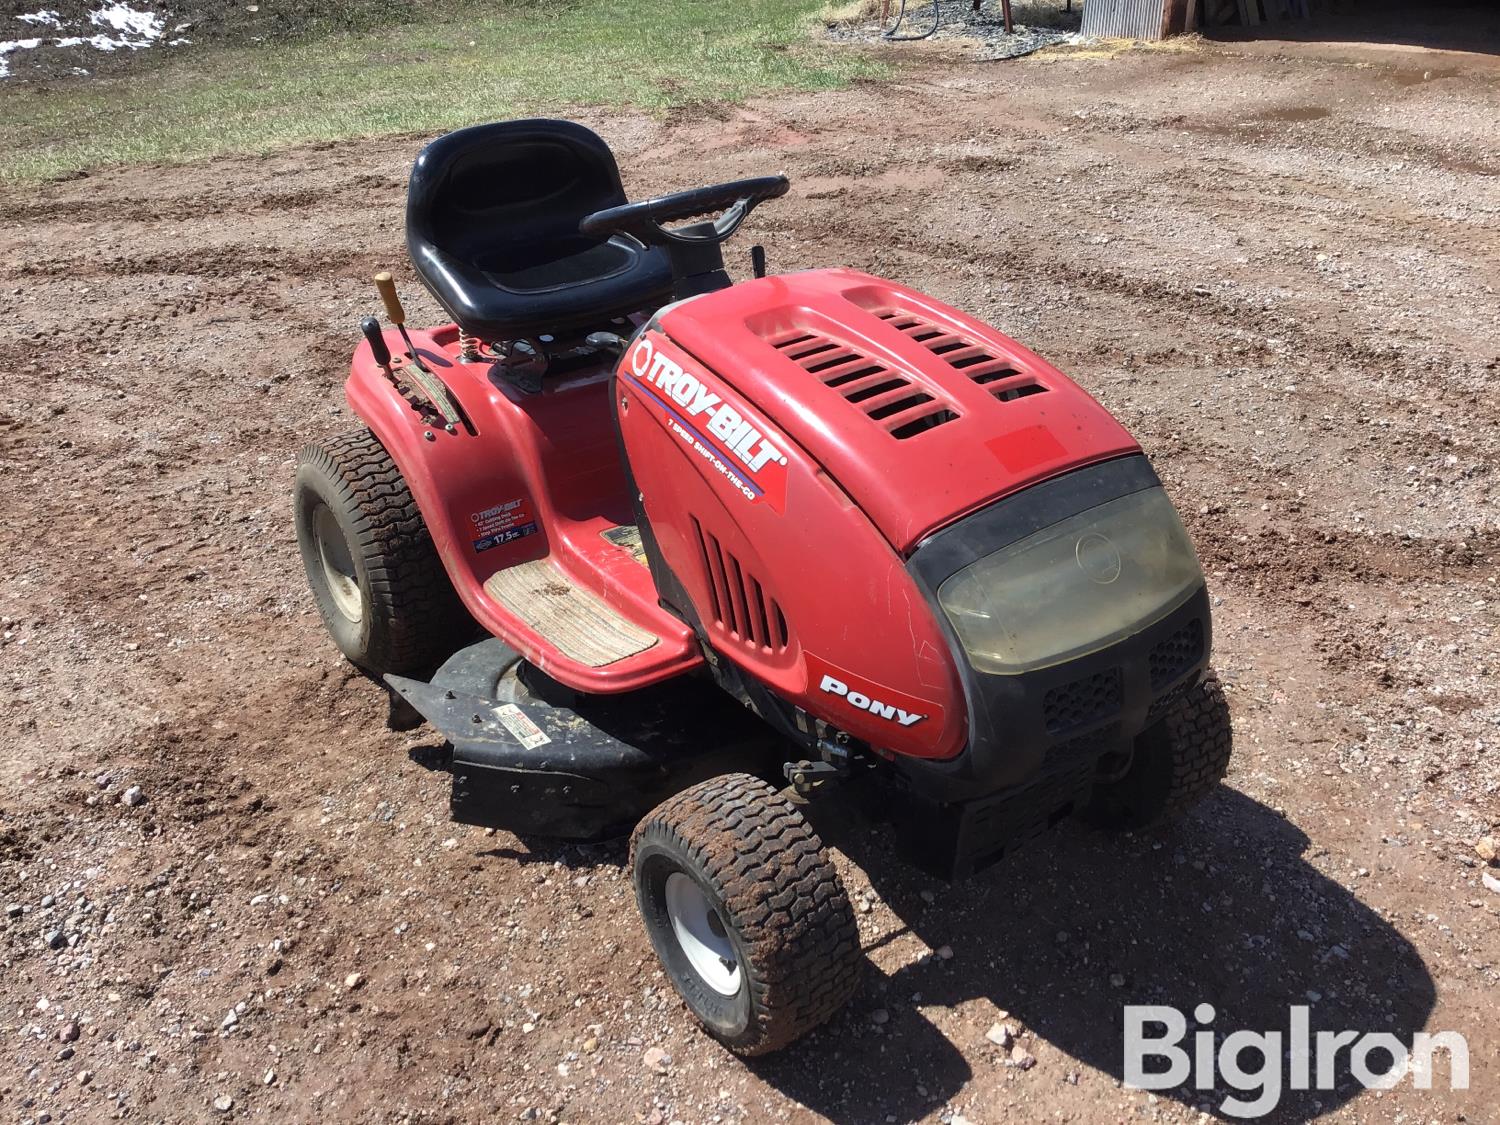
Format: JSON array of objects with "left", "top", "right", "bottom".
[{"left": 579, "top": 175, "right": 789, "bottom": 248}]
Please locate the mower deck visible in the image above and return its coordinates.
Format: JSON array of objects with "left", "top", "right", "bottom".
[{"left": 386, "top": 639, "right": 780, "bottom": 840}]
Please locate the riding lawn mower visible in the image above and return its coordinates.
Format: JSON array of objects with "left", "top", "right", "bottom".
[{"left": 292, "top": 119, "right": 1233, "bottom": 1055}]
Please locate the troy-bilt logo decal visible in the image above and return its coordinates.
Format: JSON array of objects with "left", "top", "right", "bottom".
[
  {"left": 627, "top": 335, "right": 788, "bottom": 509},
  {"left": 819, "top": 674, "right": 926, "bottom": 726},
  {"left": 469, "top": 497, "right": 539, "bottom": 553}
]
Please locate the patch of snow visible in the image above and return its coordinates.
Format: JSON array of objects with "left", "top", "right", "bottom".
[
  {"left": 56, "top": 34, "right": 120, "bottom": 51},
  {"left": 2, "top": 3, "right": 165, "bottom": 77},
  {"left": 0, "top": 37, "right": 41, "bottom": 78},
  {"left": 89, "top": 2, "right": 164, "bottom": 41}
]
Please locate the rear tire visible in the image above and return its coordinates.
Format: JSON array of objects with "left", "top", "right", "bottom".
[
  {"left": 631, "top": 773, "right": 861, "bottom": 1055},
  {"left": 293, "top": 429, "right": 467, "bottom": 676},
  {"left": 1078, "top": 671, "right": 1233, "bottom": 831}
]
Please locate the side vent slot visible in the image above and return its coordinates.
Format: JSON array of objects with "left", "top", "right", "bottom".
[
  {"left": 875, "top": 309, "right": 1050, "bottom": 403},
  {"left": 765, "top": 326, "right": 961, "bottom": 440},
  {"left": 691, "top": 517, "right": 790, "bottom": 654}
]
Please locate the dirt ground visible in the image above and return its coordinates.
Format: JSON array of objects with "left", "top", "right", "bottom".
[{"left": 2, "top": 29, "right": 1498, "bottom": 1125}]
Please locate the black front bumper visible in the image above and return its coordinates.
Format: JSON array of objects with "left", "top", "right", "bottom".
[{"left": 897, "top": 455, "right": 1212, "bottom": 806}]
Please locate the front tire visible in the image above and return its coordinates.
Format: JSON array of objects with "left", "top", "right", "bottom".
[
  {"left": 1078, "top": 671, "right": 1233, "bottom": 831},
  {"left": 631, "top": 773, "right": 861, "bottom": 1055},
  {"left": 293, "top": 429, "right": 467, "bottom": 676}
]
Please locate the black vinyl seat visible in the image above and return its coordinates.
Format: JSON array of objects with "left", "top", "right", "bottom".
[{"left": 406, "top": 119, "right": 673, "bottom": 342}]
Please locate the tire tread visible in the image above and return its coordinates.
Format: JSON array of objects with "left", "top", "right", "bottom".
[
  {"left": 296, "top": 428, "right": 467, "bottom": 674},
  {"left": 632, "top": 773, "right": 861, "bottom": 1055}
]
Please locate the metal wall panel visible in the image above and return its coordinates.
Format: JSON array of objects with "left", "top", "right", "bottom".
[{"left": 1081, "top": 0, "right": 1170, "bottom": 39}]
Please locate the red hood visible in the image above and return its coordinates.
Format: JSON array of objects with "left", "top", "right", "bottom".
[{"left": 657, "top": 268, "right": 1140, "bottom": 553}]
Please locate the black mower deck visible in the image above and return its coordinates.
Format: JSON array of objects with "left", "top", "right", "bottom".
[{"left": 386, "top": 639, "right": 784, "bottom": 840}]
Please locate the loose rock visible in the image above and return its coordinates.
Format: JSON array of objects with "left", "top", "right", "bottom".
[
  {"left": 121, "top": 786, "right": 146, "bottom": 807},
  {"left": 642, "top": 1046, "right": 671, "bottom": 1074}
]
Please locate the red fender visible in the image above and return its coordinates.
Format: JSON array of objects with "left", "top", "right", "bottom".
[{"left": 343, "top": 323, "right": 701, "bottom": 693}]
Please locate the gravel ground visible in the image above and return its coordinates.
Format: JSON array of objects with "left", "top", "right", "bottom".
[
  {"left": 2, "top": 30, "right": 1498, "bottom": 1125},
  {"left": 825, "top": 0, "right": 1080, "bottom": 60}
]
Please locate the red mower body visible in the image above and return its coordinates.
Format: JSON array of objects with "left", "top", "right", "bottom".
[{"left": 346, "top": 268, "right": 1150, "bottom": 769}]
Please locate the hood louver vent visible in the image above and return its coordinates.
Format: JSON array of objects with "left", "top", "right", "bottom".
[
  {"left": 691, "top": 517, "right": 790, "bottom": 654},
  {"left": 875, "top": 310, "right": 1049, "bottom": 403},
  {"left": 767, "top": 330, "right": 961, "bottom": 440}
]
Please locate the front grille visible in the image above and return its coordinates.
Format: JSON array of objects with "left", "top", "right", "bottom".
[
  {"left": 1042, "top": 669, "right": 1123, "bottom": 736},
  {"left": 1148, "top": 618, "right": 1204, "bottom": 692},
  {"left": 762, "top": 327, "right": 962, "bottom": 439}
]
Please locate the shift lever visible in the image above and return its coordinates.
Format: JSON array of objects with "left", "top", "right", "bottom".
[{"left": 373, "top": 271, "right": 431, "bottom": 373}]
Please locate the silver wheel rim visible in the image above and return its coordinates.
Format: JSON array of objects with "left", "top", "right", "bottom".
[
  {"left": 664, "top": 872, "right": 741, "bottom": 997},
  {"left": 313, "top": 505, "right": 363, "bottom": 624}
]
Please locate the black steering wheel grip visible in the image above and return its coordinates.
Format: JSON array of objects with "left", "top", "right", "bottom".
[{"left": 580, "top": 175, "right": 789, "bottom": 246}]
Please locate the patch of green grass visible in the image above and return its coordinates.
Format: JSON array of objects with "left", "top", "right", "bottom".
[{"left": 0, "top": 0, "right": 884, "bottom": 182}]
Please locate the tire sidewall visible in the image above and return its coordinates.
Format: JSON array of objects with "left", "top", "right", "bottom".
[
  {"left": 633, "top": 836, "right": 755, "bottom": 1045},
  {"left": 294, "top": 464, "right": 375, "bottom": 666}
]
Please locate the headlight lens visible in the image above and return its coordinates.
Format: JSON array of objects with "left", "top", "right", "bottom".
[{"left": 936, "top": 486, "right": 1203, "bottom": 675}]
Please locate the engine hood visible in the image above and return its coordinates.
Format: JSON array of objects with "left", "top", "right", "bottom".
[{"left": 655, "top": 268, "right": 1140, "bottom": 554}]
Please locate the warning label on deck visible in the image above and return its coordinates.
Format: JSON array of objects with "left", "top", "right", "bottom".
[{"left": 493, "top": 703, "right": 550, "bottom": 750}]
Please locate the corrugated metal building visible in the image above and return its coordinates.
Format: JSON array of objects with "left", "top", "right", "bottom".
[
  {"left": 1081, "top": 0, "right": 1179, "bottom": 38},
  {"left": 1082, "top": 0, "right": 1312, "bottom": 39}
]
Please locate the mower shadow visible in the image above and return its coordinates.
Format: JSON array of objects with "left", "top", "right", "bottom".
[{"left": 768, "top": 786, "right": 1436, "bottom": 1125}]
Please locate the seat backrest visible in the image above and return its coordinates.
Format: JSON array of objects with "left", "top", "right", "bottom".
[{"left": 407, "top": 119, "right": 628, "bottom": 276}]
